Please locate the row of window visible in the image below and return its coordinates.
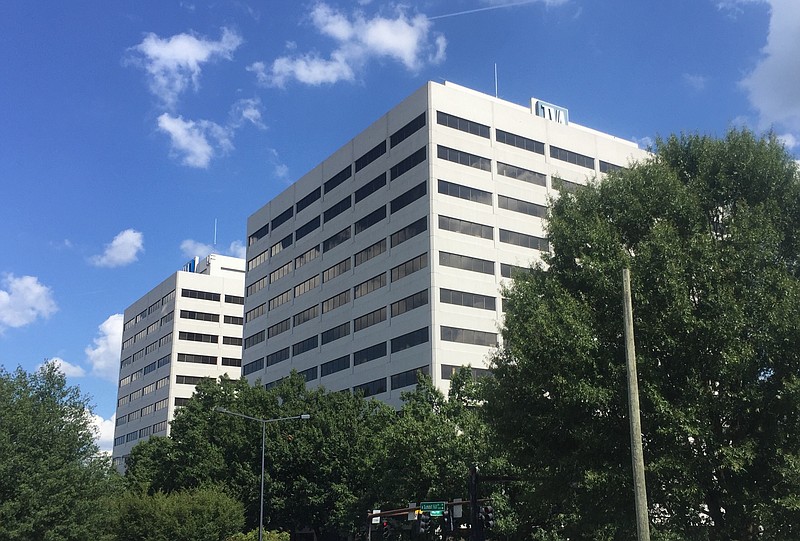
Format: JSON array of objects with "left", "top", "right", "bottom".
[
  {"left": 123, "top": 290, "right": 175, "bottom": 332},
  {"left": 121, "top": 332, "right": 172, "bottom": 369},
  {"left": 122, "top": 311, "right": 174, "bottom": 351},
  {"left": 116, "top": 376, "right": 169, "bottom": 408},
  {"left": 115, "top": 397, "right": 168, "bottom": 426},
  {"left": 114, "top": 417, "right": 168, "bottom": 447}
]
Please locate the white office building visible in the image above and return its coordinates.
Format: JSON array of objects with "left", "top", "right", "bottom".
[
  {"left": 242, "top": 81, "right": 647, "bottom": 406},
  {"left": 112, "top": 254, "right": 246, "bottom": 469}
]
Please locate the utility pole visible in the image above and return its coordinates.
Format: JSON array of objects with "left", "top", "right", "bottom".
[
  {"left": 469, "top": 465, "right": 483, "bottom": 541},
  {"left": 622, "top": 268, "right": 651, "bottom": 541}
]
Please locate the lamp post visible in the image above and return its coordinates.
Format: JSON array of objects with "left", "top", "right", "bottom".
[{"left": 215, "top": 407, "right": 310, "bottom": 541}]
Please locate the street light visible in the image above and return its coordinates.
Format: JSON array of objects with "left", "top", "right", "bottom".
[{"left": 214, "top": 407, "right": 310, "bottom": 541}]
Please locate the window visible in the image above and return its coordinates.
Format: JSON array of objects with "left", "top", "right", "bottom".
[
  {"left": 497, "top": 162, "right": 546, "bottom": 187},
  {"left": 176, "top": 375, "right": 205, "bottom": 385},
  {"left": 321, "top": 355, "right": 350, "bottom": 377},
  {"left": 126, "top": 431, "right": 138, "bottom": 443},
  {"left": 120, "top": 356, "right": 132, "bottom": 369},
  {"left": 145, "top": 341, "right": 158, "bottom": 355},
  {"left": 248, "top": 223, "right": 269, "bottom": 246},
  {"left": 354, "top": 273, "right": 386, "bottom": 298},
  {"left": 322, "top": 290, "right": 350, "bottom": 313},
  {"left": 391, "top": 289, "right": 429, "bottom": 317},
  {"left": 439, "top": 251, "right": 494, "bottom": 275},
  {"left": 243, "top": 358, "right": 264, "bottom": 376},
  {"left": 225, "top": 295, "right": 244, "bottom": 305},
  {"left": 292, "top": 335, "right": 318, "bottom": 356},
  {"left": 499, "top": 229, "right": 549, "bottom": 252},
  {"left": 270, "top": 234, "right": 293, "bottom": 257},
  {"left": 436, "top": 111, "right": 490, "bottom": 138},
  {"left": 124, "top": 318, "right": 135, "bottom": 331},
  {"left": 390, "top": 147, "right": 426, "bottom": 180},
  {"left": 437, "top": 179, "right": 492, "bottom": 205},
  {"left": 295, "top": 216, "right": 320, "bottom": 241},
  {"left": 440, "top": 289, "right": 496, "bottom": 311},
  {"left": 162, "top": 289, "right": 176, "bottom": 305},
  {"left": 321, "top": 322, "right": 350, "bottom": 345},
  {"left": 266, "top": 347, "right": 290, "bottom": 367},
  {"left": 353, "top": 342, "right": 387, "bottom": 366},
  {"left": 223, "top": 336, "right": 242, "bottom": 346},
  {"left": 441, "top": 364, "right": 490, "bottom": 380},
  {"left": 391, "top": 365, "right": 430, "bottom": 390},
  {"left": 355, "top": 173, "right": 387, "bottom": 204},
  {"left": 244, "top": 330, "right": 266, "bottom": 349},
  {"left": 179, "top": 331, "right": 218, "bottom": 343},
  {"left": 222, "top": 357, "right": 242, "bottom": 367},
  {"left": 224, "top": 315, "right": 243, "bottom": 325},
  {"left": 600, "top": 160, "right": 624, "bottom": 174},
  {"left": 438, "top": 215, "right": 492, "bottom": 240},
  {"left": 152, "top": 420, "right": 168, "bottom": 434},
  {"left": 355, "top": 141, "right": 387, "bottom": 172},
  {"left": 245, "top": 303, "right": 266, "bottom": 323},
  {"left": 143, "top": 360, "right": 157, "bottom": 375},
  {"left": 437, "top": 145, "right": 490, "bottom": 171},
  {"left": 269, "top": 290, "right": 292, "bottom": 311},
  {"left": 441, "top": 326, "right": 497, "bottom": 346},
  {"left": 160, "top": 311, "right": 174, "bottom": 325},
  {"left": 498, "top": 195, "right": 547, "bottom": 218},
  {"left": 295, "top": 245, "right": 320, "bottom": 269},
  {"left": 354, "top": 238, "right": 387, "bottom": 267},
  {"left": 324, "top": 165, "right": 352, "bottom": 194},
  {"left": 391, "top": 217, "right": 427, "bottom": 247},
  {"left": 323, "top": 226, "right": 351, "bottom": 252},
  {"left": 495, "top": 129, "right": 545, "bottom": 154},
  {"left": 133, "top": 349, "right": 145, "bottom": 362},
  {"left": 550, "top": 145, "right": 595, "bottom": 169},
  {"left": 354, "top": 205, "right": 387, "bottom": 234},
  {"left": 353, "top": 378, "right": 387, "bottom": 398},
  {"left": 296, "top": 187, "right": 321, "bottom": 213},
  {"left": 390, "top": 181, "right": 427, "bottom": 214},
  {"left": 174, "top": 398, "right": 190, "bottom": 407},
  {"left": 246, "top": 276, "right": 267, "bottom": 297},
  {"left": 294, "top": 305, "right": 319, "bottom": 327},
  {"left": 267, "top": 318, "right": 291, "bottom": 338},
  {"left": 271, "top": 207, "right": 293, "bottom": 230},
  {"left": 391, "top": 253, "right": 428, "bottom": 282},
  {"left": 391, "top": 327, "right": 429, "bottom": 353},
  {"left": 270, "top": 260, "right": 293, "bottom": 284},
  {"left": 248, "top": 249, "right": 269, "bottom": 271},
  {"left": 181, "top": 289, "right": 220, "bottom": 301},
  {"left": 552, "top": 177, "right": 582, "bottom": 193},
  {"left": 122, "top": 337, "right": 134, "bottom": 351},
  {"left": 155, "top": 397, "right": 168, "bottom": 410},
  {"left": 180, "top": 310, "right": 219, "bottom": 322},
  {"left": 324, "top": 195, "right": 352, "bottom": 223},
  {"left": 177, "top": 353, "right": 217, "bottom": 365},
  {"left": 157, "top": 355, "right": 171, "bottom": 368},
  {"left": 390, "top": 112, "right": 425, "bottom": 148},
  {"left": 294, "top": 275, "right": 320, "bottom": 298},
  {"left": 354, "top": 307, "right": 387, "bottom": 332},
  {"left": 148, "top": 300, "right": 161, "bottom": 315},
  {"left": 299, "top": 366, "right": 318, "bottom": 382},
  {"left": 323, "top": 259, "right": 351, "bottom": 282}
]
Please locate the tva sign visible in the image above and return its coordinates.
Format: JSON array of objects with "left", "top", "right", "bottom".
[{"left": 535, "top": 100, "right": 569, "bottom": 125}]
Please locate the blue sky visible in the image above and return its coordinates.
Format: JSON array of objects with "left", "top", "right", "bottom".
[{"left": 1, "top": 0, "right": 798, "bottom": 449}]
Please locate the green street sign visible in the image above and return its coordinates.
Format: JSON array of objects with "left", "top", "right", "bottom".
[{"left": 420, "top": 501, "right": 445, "bottom": 517}]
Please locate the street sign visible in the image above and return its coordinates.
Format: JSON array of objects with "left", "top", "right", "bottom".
[
  {"left": 420, "top": 501, "right": 445, "bottom": 517},
  {"left": 371, "top": 509, "right": 380, "bottom": 524}
]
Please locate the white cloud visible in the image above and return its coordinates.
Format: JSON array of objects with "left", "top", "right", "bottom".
[
  {"left": 129, "top": 27, "right": 242, "bottom": 108},
  {"left": 0, "top": 274, "right": 58, "bottom": 331},
  {"left": 266, "top": 147, "right": 290, "bottom": 182},
  {"left": 90, "top": 229, "right": 144, "bottom": 268},
  {"left": 157, "top": 113, "right": 233, "bottom": 168},
  {"left": 85, "top": 314, "right": 123, "bottom": 382},
  {"left": 45, "top": 357, "right": 87, "bottom": 378},
  {"left": 777, "top": 133, "right": 797, "bottom": 150},
  {"left": 180, "top": 239, "right": 247, "bottom": 259},
  {"left": 91, "top": 413, "right": 116, "bottom": 452},
  {"left": 230, "top": 98, "right": 266, "bottom": 129},
  {"left": 262, "top": 3, "right": 447, "bottom": 87},
  {"left": 633, "top": 136, "right": 654, "bottom": 150},
  {"left": 682, "top": 73, "right": 708, "bottom": 91},
  {"left": 739, "top": 0, "right": 800, "bottom": 137}
]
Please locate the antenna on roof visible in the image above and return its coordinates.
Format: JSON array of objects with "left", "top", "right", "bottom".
[
  {"left": 494, "top": 63, "right": 498, "bottom": 98},
  {"left": 213, "top": 218, "right": 217, "bottom": 247}
]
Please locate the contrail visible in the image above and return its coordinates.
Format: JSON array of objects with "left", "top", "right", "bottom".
[{"left": 429, "top": 0, "right": 541, "bottom": 20}]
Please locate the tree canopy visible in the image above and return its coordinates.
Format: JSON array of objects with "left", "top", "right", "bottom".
[{"left": 483, "top": 129, "right": 800, "bottom": 540}]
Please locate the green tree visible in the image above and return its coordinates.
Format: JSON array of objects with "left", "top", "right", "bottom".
[
  {"left": 0, "top": 362, "right": 119, "bottom": 540},
  {"left": 483, "top": 130, "right": 800, "bottom": 540}
]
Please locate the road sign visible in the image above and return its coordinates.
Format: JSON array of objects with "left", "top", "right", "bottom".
[
  {"left": 372, "top": 509, "right": 381, "bottom": 524},
  {"left": 420, "top": 501, "right": 445, "bottom": 517}
]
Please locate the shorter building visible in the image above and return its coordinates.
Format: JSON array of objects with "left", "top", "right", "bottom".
[{"left": 111, "top": 254, "right": 245, "bottom": 470}]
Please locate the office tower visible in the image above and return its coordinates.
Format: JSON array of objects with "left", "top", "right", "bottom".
[
  {"left": 242, "top": 81, "right": 648, "bottom": 406},
  {"left": 112, "top": 254, "right": 245, "bottom": 469}
]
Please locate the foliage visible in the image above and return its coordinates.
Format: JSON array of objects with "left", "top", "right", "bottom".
[
  {"left": 226, "top": 530, "right": 288, "bottom": 541},
  {"left": 113, "top": 485, "right": 244, "bottom": 541},
  {"left": 0, "top": 362, "right": 120, "bottom": 541},
  {"left": 483, "top": 129, "right": 800, "bottom": 540}
]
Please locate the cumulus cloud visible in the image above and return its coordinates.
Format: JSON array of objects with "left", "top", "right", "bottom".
[
  {"left": 260, "top": 3, "right": 447, "bottom": 87},
  {"left": 85, "top": 314, "right": 123, "bottom": 382},
  {"left": 90, "top": 229, "right": 144, "bottom": 268},
  {"left": 0, "top": 274, "right": 58, "bottom": 331},
  {"left": 777, "top": 133, "right": 797, "bottom": 150},
  {"left": 157, "top": 113, "right": 233, "bottom": 168},
  {"left": 180, "top": 239, "right": 247, "bottom": 259},
  {"left": 91, "top": 413, "right": 116, "bottom": 452},
  {"left": 739, "top": 0, "right": 800, "bottom": 137},
  {"left": 44, "top": 357, "right": 87, "bottom": 378},
  {"left": 230, "top": 97, "right": 266, "bottom": 129},
  {"left": 128, "top": 27, "right": 243, "bottom": 108},
  {"left": 633, "top": 136, "right": 654, "bottom": 150}
]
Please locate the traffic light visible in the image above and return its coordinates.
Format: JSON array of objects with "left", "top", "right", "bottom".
[
  {"left": 481, "top": 505, "right": 495, "bottom": 529},
  {"left": 418, "top": 512, "right": 431, "bottom": 533},
  {"left": 382, "top": 520, "right": 391, "bottom": 539}
]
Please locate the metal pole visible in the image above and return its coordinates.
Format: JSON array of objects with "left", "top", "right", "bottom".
[
  {"left": 259, "top": 420, "right": 265, "bottom": 541},
  {"left": 622, "top": 268, "right": 651, "bottom": 541}
]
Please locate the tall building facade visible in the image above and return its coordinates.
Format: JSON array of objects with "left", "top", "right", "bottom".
[
  {"left": 112, "top": 254, "right": 245, "bottom": 469},
  {"left": 242, "top": 81, "right": 648, "bottom": 406}
]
